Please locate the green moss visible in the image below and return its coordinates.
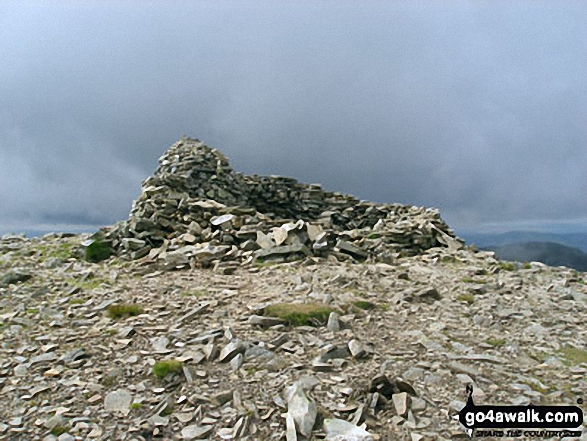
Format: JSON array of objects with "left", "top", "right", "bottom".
[
  {"left": 153, "top": 359, "right": 183, "bottom": 378},
  {"left": 524, "top": 262, "right": 532, "bottom": 269},
  {"left": 352, "top": 300, "right": 377, "bottom": 310},
  {"left": 79, "top": 278, "right": 108, "bottom": 290},
  {"left": 557, "top": 345, "right": 587, "bottom": 366},
  {"left": 67, "top": 277, "right": 109, "bottom": 291},
  {"left": 37, "top": 242, "right": 76, "bottom": 261},
  {"left": 499, "top": 261, "right": 516, "bottom": 271},
  {"left": 181, "top": 289, "right": 209, "bottom": 298},
  {"left": 457, "top": 293, "right": 475, "bottom": 304},
  {"left": 522, "top": 379, "right": 551, "bottom": 394},
  {"left": 441, "top": 255, "right": 459, "bottom": 264},
  {"left": 50, "top": 426, "right": 70, "bottom": 436},
  {"left": 84, "top": 238, "right": 112, "bottom": 263},
  {"left": 130, "top": 402, "right": 142, "bottom": 409},
  {"left": 244, "top": 366, "right": 258, "bottom": 375},
  {"left": 100, "top": 376, "right": 116, "bottom": 387},
  {"left": 485, "top": 338, "right": 506, "bottom": 347},
  {"left": 255, "top": 260, "right": 279, "bottom": 268},
  {"left": 106, "top": 303, "right": 143, "bottom": 319},
  {"left": 263, "top": 302, "right": 335, "bottom": 326},
  {"left": 26, "top": 308, "right": 39, "bottom": 314},
  {"left": 69, "top": 298, "right": 85, "bottom": 305},
  {"left": 160, "top": 404, "right": 174, "bottom": 416},
  {"left": 461, "top": 277, "right": 487, "bottom": 284}
]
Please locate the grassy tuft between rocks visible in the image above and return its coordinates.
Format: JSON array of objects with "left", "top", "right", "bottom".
[
  {"left": 153, "top": 359, "right": 183, "bottom": 378},
  {"left": 557, "top": 345, "right": 587, "bottom": 365},
  {"left": 351, "top": 300, "right": 377, "bottom": 310},
  {"left": 263, "top": 302, "right": 335, "bottom": 326},
  {"left": 50, "top": 426, "right": 70, "bottom": 436},
  {"left": 106, "top": 303, "right": 143, "bottom": 319},
  {"left": 499, "top": 261, "right": 516, "bottom": 271},
  {"left": 485, "top": 338, "right": 506, "bottom": 347},
  {"left": 457, "top": 293, "right": 474, "bottom": 304}
]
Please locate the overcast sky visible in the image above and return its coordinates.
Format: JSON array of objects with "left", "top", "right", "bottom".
[{"left": 1, "top": 1, "right": 586, "bottom": 235}]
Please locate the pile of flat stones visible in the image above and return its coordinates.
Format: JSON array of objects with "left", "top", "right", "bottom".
[{"left": 102, "top": 138, "right": 463, "bottom": 270}]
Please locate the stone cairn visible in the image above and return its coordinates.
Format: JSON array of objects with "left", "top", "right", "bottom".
[{"left": 101, "top": 137, "right": 463, "bottom": 270}]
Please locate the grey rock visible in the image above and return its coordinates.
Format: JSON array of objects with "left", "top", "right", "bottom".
[
  {"left": 104, "top": 389, "right": 132, "bottom": 415},
  {"left": 218, "top": 339, "right": 247, "bottom": 363},
  {"left": 151, "top": 336, "right": 170, "bottom": 352},
  {"left": 319, "top": 344, "right": 351, "bottom": 362},
  {"left": 61, "top": 348, "right": 90, "bottom": 366},
  {"left": 1, "top": 270, "right": 32, "bottom": 287},
  {"left": 336, "top": 240, "right": 368, "bottom": 260},
  {"left": 323, "top": 418, "right": 374, "bottom": 441},
  {"left": 230, "top": 353, "right": 244, "bottom": 370},
  {"left": 348, "top": 339, "right": 367, "bottom": 358},
  {"left": 392, "top": 392, "right": 410, "bottom": 416},
  {"left": 248, "top": 315, "right": 287, "bottom": 327},
  {"left": 211, "top": 214, "right": 234, "bottom": 226},
  {"left": 121, "top": 238, "right": 146, "bottom": 251},
  {"left": 327, "top": 312, "right": 341, "bottom": 332},
  {"left": 30, "top": 352, "right": 59, "bottom": 366},
  {"left": 406, "top": 287, "right": 442, "bottom": 303},
  {"left": 285, "top": 382, "right": 317, "bottom": 438},
  {"left": 181, "top": 424, "right": 214, "bottom": 440}
]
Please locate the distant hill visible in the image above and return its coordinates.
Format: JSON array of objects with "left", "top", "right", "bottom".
[
  {"left": 460, "top": 231, "right": 587, "bottom": 253},
  {"left": 484, "top": 241, "right": 587, "bottom": 271}
]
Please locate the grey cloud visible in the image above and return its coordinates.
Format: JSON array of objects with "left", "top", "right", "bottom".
[{"left": 0, "top": 1, "right": 585, "bottom": 233}]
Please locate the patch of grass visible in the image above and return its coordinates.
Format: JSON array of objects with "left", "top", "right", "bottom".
[
  {"left": 78, "top": 278, "right": 109, "bottom": 290},
  {"left": 352, "top": 300, "right": 377, "bottom": 310},
  {"left": 100, "top": 376, "right": 116, "bottom": 387},
  {"left": 499, "top": 261, "right": 516, "bottom": 271},
  {"left": 255, "top": 260, "right": 279, "bottom": 268},
  {"left": 84, "top": 238, "right": 112, "bottom": 263},
  {"left": 38, "top": 242, "right": 75, "bottom": 261},
  {"left": 522, "top": 379, "right": 551, "bottom": 394},
  {"left": 160, "top": 404, "right": 174, "bottom": 416},
  {"left": 379, "top": 302, "right": 390, "bottom": 311},
  {"left": 526, "top": 349, "right": 550, "bottom": 364},
  {"left": 181, "top": 289, "right": 209, "bottom": 298},
  {"left": 461, "top": 277, "right": 487, "bottom": 284},
  {"left": 557, "top": 345, "right": 587, "bottom": 366},
  {"left": 106, "top": 303, "right": 143, "bottom": 319},
  {"left": 485, "top": 338, "right": 506, "bottom": 348},
  {"left": 130, "top": 402, "right": 142, "bottom": 409},
  {"left": 441, "top": 255, "right": 459, "bottom": 264},
  {"left": 457, "top": 293, "right": 475, "bottom": 304},
  {"left": 153, "top": 359, "right": 183, "bottom": 379},
  {"left": 263, "top": 302, "right": 335, "bottom": 326},
  {"left": 244, "top": 366, "right": 258, "bottom": 375},
  {"left": 523, "top": 262, "right": 532, "bottom": 269},
  {"left": 50, "top": 426, "right": 70, "bottom": 436},
  {"left": 26, "top": 308, "right": 39, "bottom": 314},
  {"left": 67, "top": 277, "right": 109, "bottom": 291}
]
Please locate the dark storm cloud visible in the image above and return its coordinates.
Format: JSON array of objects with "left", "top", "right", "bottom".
[{"left": 1, "top": 1, "right": 586, "bottom": 233}]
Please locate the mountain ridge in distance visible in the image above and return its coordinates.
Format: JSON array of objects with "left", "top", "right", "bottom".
[
  {"left": 459, "top": 230, "right": 587, "bottom": 253},
  {"left": 483, "top": 241, "right": 587, "bottom": 272}
]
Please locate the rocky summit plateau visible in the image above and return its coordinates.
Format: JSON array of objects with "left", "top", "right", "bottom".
[{"left": 1, "top": 138, "right": 586, "bottom": 441}]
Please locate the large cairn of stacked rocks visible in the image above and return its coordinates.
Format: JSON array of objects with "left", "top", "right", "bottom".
[{"left": 98, "top": 137, "right": 463, "bottom": 270}]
